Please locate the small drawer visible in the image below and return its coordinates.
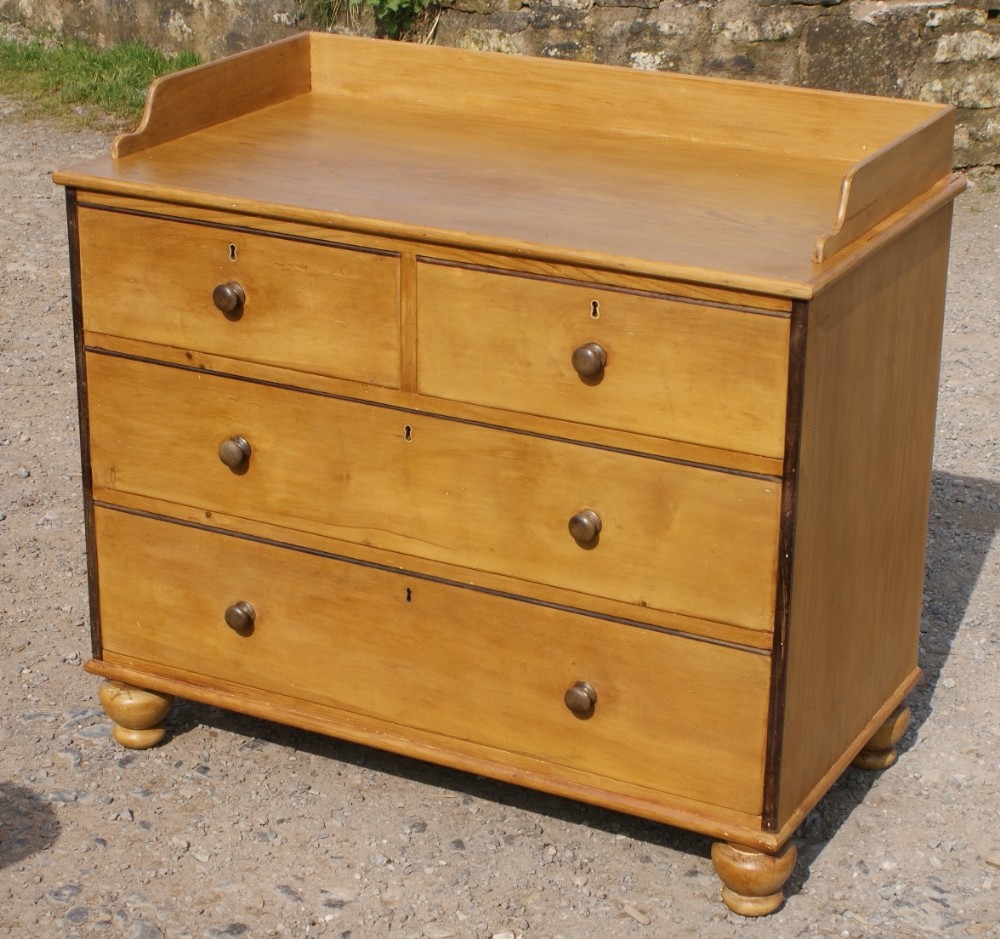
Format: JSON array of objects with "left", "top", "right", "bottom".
[
  {"left": 87, "top": 354, "right": 782, "bottom": 632},
  {"left": 77, "top": 207, "right": 400, "bottom": 387},
  {"left": 416, "top": 262, "right": 790, "bottom": 458},
  {"left": 94, "top": 507, "right": 770, "bottom": 815}
]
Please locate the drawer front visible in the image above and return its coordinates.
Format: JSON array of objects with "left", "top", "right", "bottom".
[
  {"left": 417, "top": 263, "right": 790, "bottom": 458},
  {"left": 95, "top": 508, "right": 770, "bottom": 815},
  {"left": 87, "top": 354, "right": 781, "bottom": 631},
  {"left": 77, "top": 207, "right": 400, "bottom": 387}
]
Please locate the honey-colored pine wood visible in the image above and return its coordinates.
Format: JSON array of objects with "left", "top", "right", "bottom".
[
  {"left": 89, "top": 652, "right": 776, "bottom": 846},
  {"left": 90, "top": 493, "right": 776, "bottom": 652},
  {"left": 417, "top": 261, "right": 790, "bottom": 459},
  {"left": 304, "top": 34, "right": 940, "bottom": 165},
  {"left": 85, "top": 352, "right": 782, "bottom": 632},
  {"left": 56, "top": 34, "right": 964, "bottom": 916},
  {"left": 711, "top": 841, "right": 798, "bottom": 916},
  {"left": 112, "top": 33, "right": 311, "bottom": 158},
  {"left": 775, "top": 203, "right": 953, "bottom": 827},
  {"left": 74, "top": 189, "right": 795, "bottom": 313},
  {"left": 399, "top": 253, "right": 419, "bottom": 392},
  {"left": 51, "top": 33, "right": 958, "bottom": 298},
  {"left": 78, "top": 206, "right": 401, "bottom": 387},
  {"left": 94, "top": 506, "right": 771, "bottom": 815},
  {"left": 814, "top": 119, "right": 956, "bottom": 262},
  {"left": 851, "top": 705, "right": 912, "bottom": 771},
  {"left": 81, "top": 328, "right": 785, "bottom": 478},
  {"left": 97, "top": 679, "right": 173, "bottom": 749}
]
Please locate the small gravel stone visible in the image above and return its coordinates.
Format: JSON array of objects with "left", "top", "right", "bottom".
[
  {"left": 275, "top": 884, "right": 302, "bottom": 903},
  {"left": 65, "top": 906, "right": 89, "bottom": 924},
  {"left": 321, "top": 886, "right": 358, "bottom": 907},
  {"left": 47, "top": 884, "right": 81, "bottom": 904},
  {"left": 622, "top": 904, "right": 651, "bottom": 925}
]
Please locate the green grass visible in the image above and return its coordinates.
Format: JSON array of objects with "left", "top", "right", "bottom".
[{"left": 0, "top": 32, "right": 198, "bottom": 122}]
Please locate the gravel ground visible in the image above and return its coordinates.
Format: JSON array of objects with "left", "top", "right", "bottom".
[{"left": 1, "top": 97, "right": 998, "bottom": 939}]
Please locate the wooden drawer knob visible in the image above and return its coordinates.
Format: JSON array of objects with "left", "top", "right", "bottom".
[
  {"left": 212, "top": 281, "right": 246, "bottom": 315},
  {"left": 564, "top": 681, "right": 597, "bottom": 715},
  {"left": 218, "top": 435, "right": 251, "bottom": 470},
  {"left": 568, "top": 508, "right": 602, "bottom": 544},
  {"left": 571, "top": 342, "right": 606, "bottom": 379},
  {"left": 224, "top": 600, "right": 256, "bottom": 634}
]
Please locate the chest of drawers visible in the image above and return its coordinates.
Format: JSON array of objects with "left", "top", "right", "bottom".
[{"left": 54, "top": 32, "right": 963, "bottom": 915}]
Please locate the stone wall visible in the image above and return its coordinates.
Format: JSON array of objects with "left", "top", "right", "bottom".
[
  {"left": 1, "top": 0, "right": 997, "bottom": 166},
  {"left": 0, "top": 0, "right": 307, "bottom": 57}
]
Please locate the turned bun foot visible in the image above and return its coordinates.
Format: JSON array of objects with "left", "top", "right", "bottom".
[
  {"left": 98, "top": 680, "right": 174, "bottom": 749},
  {"left": 711, "top": 841, "right": 797, "bottom": 916},
  {"left": 852, "top": 704, "right": 911, "bottom": 770}
]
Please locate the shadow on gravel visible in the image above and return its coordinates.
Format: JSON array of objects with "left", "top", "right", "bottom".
[
  {"left": 159, "top": 469, "right": 999, "bottom": 902},
  {"left": 791, "top": 469, "right": 999, "bottom": 895},
  {"left": 918, "top": 470, "right": 999, "bottom": 724},
  {"left": 166, "top": 701, "right": 714, "bottom": 860},
  {"left": 0, "top": 782, "right": 61, "bottom": 868}
]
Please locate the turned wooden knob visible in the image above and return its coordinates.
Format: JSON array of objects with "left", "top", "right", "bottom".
[
  {"left": 564, "top": 681, "right": 597, "bottom": 715},
  {"left": 212, "top": 281, "right": 245, "bottom": 315},
  {"left": 568, "top": 508, "right": 602, "bottom": 543},
  {"left": 224, "top": 600, "right": 256, "bottom": 634},
  {"left": 571, "top": 342, "right": 606, "bottom": 378},
  {"left": 218, "top": 435, "right": 251, "bottom": 470}
]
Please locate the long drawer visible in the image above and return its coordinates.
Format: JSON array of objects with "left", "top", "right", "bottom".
[
  {"left": 86, "top": 353, "right": 782, "bottom": 631},
  {"left": 416, "top": 262, "right": 790, "bottom": 458},
  {"left": 94, "top": 507, "right": 770, "bottom": 815},
  {"left": 77, "top": 207, "right": 401, "bottom": 387}
]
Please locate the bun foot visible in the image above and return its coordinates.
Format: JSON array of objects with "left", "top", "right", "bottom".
[
  {"left": 852, "top": 704, "right": 911, "bottom": 770},
  {"left": 711, "top": 841, "right": 797, "bottom": 916},
  {"left": 98, "top": 680, "right": 174, "bottom": 749}
]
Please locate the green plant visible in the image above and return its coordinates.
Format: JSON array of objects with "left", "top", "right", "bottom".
[
  {"left": 353, "top": 0, "right": 436, "bottom": 39},
  {"left": 305, "top": 0, "right": 436, "bottom": 40},
  {"left": 0, "top": 33, "right": 198, "bottom": 122},
  {"left": 303, "top": 0, "right": 349, "bottom": 28}
]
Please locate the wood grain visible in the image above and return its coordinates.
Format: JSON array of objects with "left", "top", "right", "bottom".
[
  {"left": 94, "top": 506, "right": 771, "bottom": 815},
  {"left": 54, "top": 33, "right": 964, "bottom": 893},
  {"left": 774, "top": 203, "right": 954, "bottom": 826},
  {"left": 73, "top": 189, "right": 795, "bottom": 313},
  {"left": 91, "top": 496, "right": 777, "bottom": 652},
  {"left": 112, "top": 33, "right": 311, "bottom": 158},
  {"left": 51, "top": 33, "right": 957, "bottom": 296},
  {"left": 77, "top": 206, "right": 401, "bottom": 387},
  {"left": 417, "top": 261, "right": 790, "bottom": 459},
  {"left": 90, "top": 653, "right": 778, "bottom": 845},
  {"left": 85, "top": 352, "right": 782, "bottom": 631},
  {"left": 815, "top": 114, "right": 956, "bottom": 262},
  {"left": 307, "top": 33, "right": 941, "bottom": 164},
  {"left": 55, "top": 94, "right": 832, "bottom": 296},
  {"left": 83, "top": 329, "right": 785, "bottom": 477}
]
